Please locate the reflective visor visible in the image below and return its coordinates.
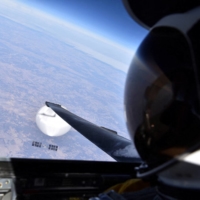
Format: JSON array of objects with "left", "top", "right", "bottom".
[{"left": 125, "top": 27, "right": 200, "bottom": 164}]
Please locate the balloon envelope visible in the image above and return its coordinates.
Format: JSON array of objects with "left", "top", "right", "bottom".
[{"left": 36, "top": 105, "right": 71, "bottom": 137}]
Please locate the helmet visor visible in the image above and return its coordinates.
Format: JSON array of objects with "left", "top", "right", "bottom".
[{"left": 125, "top": 27, "right": 200, "bottom": 164}]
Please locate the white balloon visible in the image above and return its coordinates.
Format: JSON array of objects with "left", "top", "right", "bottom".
[{"left": 36, "top": 105, "right": 71, "bottom": 137}]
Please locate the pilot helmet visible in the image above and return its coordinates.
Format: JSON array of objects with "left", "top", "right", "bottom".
[{"left": 123, "top": 0, "right": 200, "bottom": 177}]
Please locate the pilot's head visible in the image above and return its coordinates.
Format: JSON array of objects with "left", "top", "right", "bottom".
[{"left": 123, "top": 1, "right": 200, "bottom": 198}]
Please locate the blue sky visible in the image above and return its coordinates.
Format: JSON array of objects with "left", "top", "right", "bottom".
[
  {"left": 18, "top": 0, "right": 147, "bottom": 51},
  {"left": 0, "top": 0, "right": 148, "bottom": 72},
  {"left": 0, "top": 0, "right": 143, "bottom": 159}
]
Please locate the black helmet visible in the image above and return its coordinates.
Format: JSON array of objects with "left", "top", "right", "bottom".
[{"left": 123, "top": 0, "right": 200, "bottom": 176}]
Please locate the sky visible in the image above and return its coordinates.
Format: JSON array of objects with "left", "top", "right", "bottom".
[
  {"left": 0, "top": 0, "right": 145, "bottom": 160},
  {"left": 18, "top": 0, "right": 147, "bottom": 51},
  {"left": 0, "top": 0, "right": 148, "bottom": 72}
]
